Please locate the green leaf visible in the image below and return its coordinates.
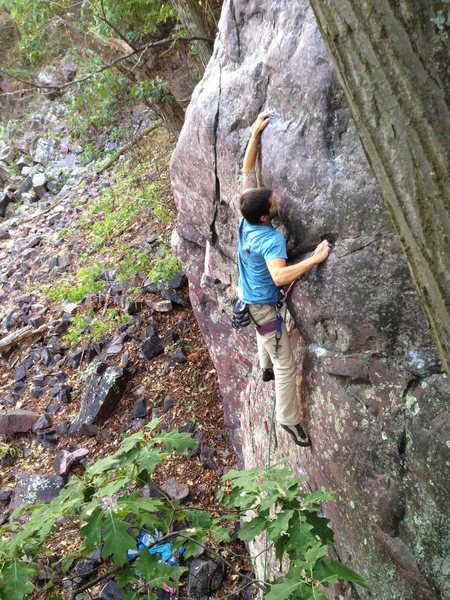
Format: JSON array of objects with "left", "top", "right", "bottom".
[
  {"left": 274, "top": 533, "right": 287, "bottom": 565},
  {"left": 258, "top": 490, "right": 281, "bottom": 513},
  {"left": 181, "top": 509, "right": 212, "bottom": 528},
  {"left": 80, "top": 506, "right": 104, "bottom": 550},
  {"left": 135, "top": 552, "right": 185, "bottom": 588},
  {"left": 114, "top": 564, "right": 138, "bottom": 588},
  {"left": 210, "top": 526, "right": 231, "bottom": 543},
  {"left": 238, "top": 516, "right": 267, "bottom": 542},
  {"left": 101, "top": 510, "right": 135, "bottom": 566},
  {"left": 300, "top": 490, "right": 334, "bottom": 508},
  {"left": 264, "top": 577, "right": 303, "bottom": 600},
  {"left": 313, "top": 557, "right": 371, "bottom": 589},
  {"left": 305, "top": 512, "right": 334, "bottom": 545},
  {"left": 267, "top": 510, "right": 294, "bottom": 540},
  {"left": 287, "top": 514, "right": 315, "bottom": 559},
  {"left": 304, "top": 541, "right": 328, "bottom": 565},
  {"left": 134, "top": 445, "right": 161, "bottom": 475},
  {"left": 153, "top": 430, "right": 197, "bottom": 453},
  {"left": 0, "top": 560, "right": 37, "bottom": 600},
  {"left": 117, "top": 494, "right": 165, "bottom": 515}
]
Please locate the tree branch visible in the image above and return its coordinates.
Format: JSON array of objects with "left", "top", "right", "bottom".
[
  {"left": 0, "top": 35, "right": 214, "bottom": 98},
  {"left": 95, "top": 120, "right": 162, "bottom": 174}
]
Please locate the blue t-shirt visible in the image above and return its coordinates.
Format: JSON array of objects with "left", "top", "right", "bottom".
[{"left": 238, "top": 218, "right": 287, "bottom": 304}]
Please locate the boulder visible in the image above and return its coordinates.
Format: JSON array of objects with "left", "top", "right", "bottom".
[
  {"left": 31, "top": 137, "right": 59, "bottom": 166},
  {"left": 69, "top": 360, "right": 129, "bottom": 434},
  {"left": 9, "top": 473, "right": 65, "bottom": 511},
  {"left": 141, "top": 334, "right": 163, "bottom": 360},
  {"left": 170, "top": 2, "right": 450, "bottom": 598},
  {"left": 188, "top": 559, "right": 225, "bottom": 597},
  {"left": 161, "top": 477, "right": 189, "bottom": 501},
  {"left": 0, "top": 160, "right": 11, "bottom": 181},
  {"left": 0, "top": 409, "right": 41, "bottom": 434},
  {"left": 54, "top": 448, "right": 89, "bottom": 476},
  {"left": 32, "top": 172, "right": 48, "bottom": 198}
]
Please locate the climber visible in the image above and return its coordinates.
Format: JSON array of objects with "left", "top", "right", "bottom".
[{"left": 238, "top": 111, "right": 331, "bottom": 447}]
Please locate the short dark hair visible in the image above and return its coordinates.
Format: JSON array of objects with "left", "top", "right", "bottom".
[{"left": 240, "top": 187, "right": 273, "bottom": 225}]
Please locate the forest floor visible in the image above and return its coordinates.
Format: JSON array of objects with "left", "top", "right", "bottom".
[{"left": 0, "top": 126, "right": 254, "bottom": 599}]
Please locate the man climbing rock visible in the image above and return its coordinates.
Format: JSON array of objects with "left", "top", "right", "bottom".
[{"left": 238, "top": 111, "right": 331, "bottom": 447}]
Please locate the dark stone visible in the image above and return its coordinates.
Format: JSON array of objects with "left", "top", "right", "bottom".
[
  {"left": 33, "top": 374, "right": 47, "bottom": 387},
  {"left": 162, "top": 331, "right": 180, "bottom": 347},
  {"left": 46, "top": 402, "right": 61, "bottom": 416},
  {"left": 56, "top": 385, "right": 72, "bottom": 404},
  {"left": 167, "top": 347, "right": 187, "bottom": 366},
  {"left": 14, "top": 365, "right": 26, "bottom": 381},
  {"left": 69, "top": 360, "right": 130, "bottom": 434},
  {"left": 67, "top": 348, "right": 84, "bottom": 368},
  {"left": 188, "top": 559, "right": 225, "bottom": 597},
  {"left": 9, "top": 473, "right": 65, "bottom": 511},
  {"left": 32, "top": 413, "right": 53, "bottom": 431},
  {"left": 30, "top": 316, "right": 45, "bottom": 329},
  {"left": 133, "top": 399, "right": 147, "bottom": 419},
  {"left": 74, "top": 558, "right": 94, "bottom": 576},
  {"left": 163, "top": 396, "right": 175, "bottom": 411},
  {"left": 141, "top": 334, "right": 163, "bottom": 360},
  {"left": 37, "top": 430, "right": 59, "bottom": 448},
  {"left": 161, "top": 289, "right": 187, "bottom": 307},
  {"left": 0, "top": 488, "right": 13, "bottom": 504},
  {"left": 104, "top": 338, "right": 123, "bottom": 356},
  {"left": 40, "top": 348, "right": 51, "bottom": 365},
  {"left": 51, "top": 319, "right": 70, "bottom": 336},
  {"left": 55, "top": 421, "right": 69, "bottom": 436},
  {"left": 120, "top": 351, "right": 130, "bottom": 368},
  {"left": 203, "top": 458, "right": 218, "bottom": 470},
  {"left": 179, "top": 421, "right": 195, "bottom": 434},
  {"left": 142, "top": 482, "right": 164, "bottom": 498},
  {"left": 166, "top": 272, "right": 187, "bottom": 290},
  {"left": 126, "top": 301, "right": 143, "bottom": 315},
  {"left": 99, "top": 580, "right": 124, "bottom": 600}
]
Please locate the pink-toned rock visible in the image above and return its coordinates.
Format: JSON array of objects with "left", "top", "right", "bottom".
[
  {"left": 54, "top": 448, "right": 89, "bottom": 476},
  {"left": 170, "top": 1, "right": 449, "bottom": 598},
  {"left": 149, "top": 300, "right": 173, "bottom": 313},
  {"left": 0, "top": 409, "right": 40, "bottom": 434},
  {"left": 161, "top": 477, "right": 189, "bottom": 501}
]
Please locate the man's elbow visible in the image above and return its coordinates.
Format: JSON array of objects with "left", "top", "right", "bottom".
[{"left": 271, "top": 271, "right": 285, "bottom": 287}]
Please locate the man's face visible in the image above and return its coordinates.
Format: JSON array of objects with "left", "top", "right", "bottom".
[{"left": 268, "top": 194, "right": 278, "bottom": 219}]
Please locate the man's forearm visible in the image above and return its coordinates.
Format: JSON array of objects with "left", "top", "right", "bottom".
[
  {"left": 243, "top": 132, "right": 261, "bottom": 173},
  {"left": 272, "top": 256, "right": 320, "bottom": 287}
]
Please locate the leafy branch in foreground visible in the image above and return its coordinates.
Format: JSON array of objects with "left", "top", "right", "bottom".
[
  {"left": 219, "top": 465, "right": 371, "bottom": 600},
  {"left": 0, "top": 423, "right": 369, "bottom": 599}
]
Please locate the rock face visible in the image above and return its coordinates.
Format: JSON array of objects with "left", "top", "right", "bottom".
[{"left": 170, "top": 2, "right": 449, "bottom": 599}]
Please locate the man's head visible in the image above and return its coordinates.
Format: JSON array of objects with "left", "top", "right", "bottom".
[{"left": 240, "top": 187, "right": 277, "bottom": 225}]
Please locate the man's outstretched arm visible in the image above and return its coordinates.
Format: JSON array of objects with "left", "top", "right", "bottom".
[
  {"left": 242, "top": 111, "right": 270, "bottom": 191},
  {"left": 267, "top": 240, "right": 332, "bottom": 287}
]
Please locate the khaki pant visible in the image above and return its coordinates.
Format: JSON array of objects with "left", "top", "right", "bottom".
[{"left": 248, "top": 304, "right": 301, "bottom": 426}]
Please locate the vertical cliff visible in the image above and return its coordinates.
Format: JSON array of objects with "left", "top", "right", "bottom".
[{"left": 170, "top": 1, "right": 449, "bottom": 598}]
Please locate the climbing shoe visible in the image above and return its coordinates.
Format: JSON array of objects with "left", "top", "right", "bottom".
[
  {"left": 280, "top": 423, "right": 311, "bottom": 447},
  {"left": 262, "top": 368, "right": 275, "bottom": 382}
]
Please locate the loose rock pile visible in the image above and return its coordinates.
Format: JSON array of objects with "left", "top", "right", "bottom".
[{"left": 0, "top": 68, "right": 247, "bottom": 598}]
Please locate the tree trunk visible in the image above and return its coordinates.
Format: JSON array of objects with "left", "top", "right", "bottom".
[
  {"left": 65, "top": 22, "right": 184, "bottom": 136},
  {"left": 172, "top": 0, "right": 214, "bottom": 69},
  {"left": 308, "top": 0, "right": 450, "bottom": 375}
]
